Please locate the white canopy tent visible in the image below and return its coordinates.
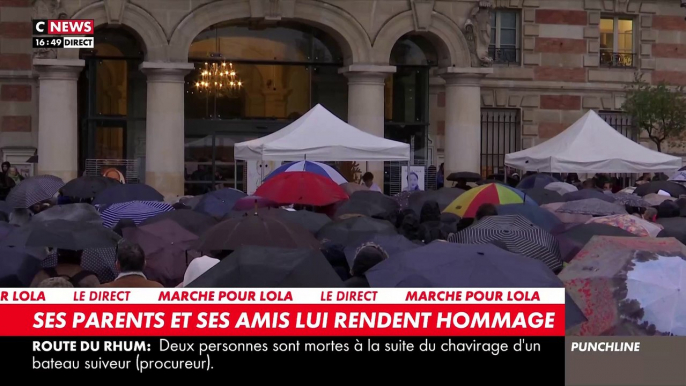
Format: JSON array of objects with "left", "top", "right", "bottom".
[
  {"left": 233, "top": 104, "right": 410, "bottom": 161},
  {"left": 505, "top": 110, "right": 682, "bottom": 173}
]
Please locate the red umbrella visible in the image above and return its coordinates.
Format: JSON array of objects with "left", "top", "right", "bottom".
[{"left": 255, "top": 171, "right": 349, "bottom": 207}]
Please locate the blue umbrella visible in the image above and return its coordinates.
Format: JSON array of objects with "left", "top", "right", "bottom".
[
  {"left": 92, "top": 184, "right": 163, "bottom": 205},
  {"left": 366, "top": 241, "right": 585, "bottom": 329},
  {"left": 99, "top": 200, "right": 173, "bottom": 228},
  {"left": 516, "top": 173, "right": 559, "bottom": 190},
  {"left": 264, "top": 161, "right": 347, "bottom": 184},
  {"left": 193, "top": 188, "right": 246, "bottom": 218},
  {"left": 495, "top": 203, "right": 562, "bottom": 232},
  {"left": 343, "top": 234, "right": 421, "bottom": 267}
]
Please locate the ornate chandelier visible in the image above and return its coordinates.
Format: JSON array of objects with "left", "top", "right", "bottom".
[{"left": 195, "top": 61, "right": 242, "bottom": 95}]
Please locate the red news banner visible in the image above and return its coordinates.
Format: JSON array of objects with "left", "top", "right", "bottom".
[{"left": 0, "top": 288, "right": 565, "bottom": 336}]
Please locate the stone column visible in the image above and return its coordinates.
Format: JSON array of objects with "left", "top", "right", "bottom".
[
  {"left": 438, "top": 67, "right": 492, "bottom": 178},
  {"left": 340, "top": 64, "right": 395, "bottom": 186},
  {"left": 34, "top": 59, "right": 85, "bottom": 182},
  {"left": 140, "top": 62, "right": 195, "bottom": 199}
]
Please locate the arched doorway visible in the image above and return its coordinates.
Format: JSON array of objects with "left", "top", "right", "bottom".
[
  {"left": 77, "top": 28, "right": 146, "bottom": 180},
  {"left": 383, "top": 34, "right": 438, "bottom": 195},
  {"left": 183, "top": 20, "right": 348, "bottom": 195}
]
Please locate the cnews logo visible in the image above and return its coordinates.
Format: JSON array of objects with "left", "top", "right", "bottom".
[{"left": 32, "top": 19, "right": 95, "bottom": 35}]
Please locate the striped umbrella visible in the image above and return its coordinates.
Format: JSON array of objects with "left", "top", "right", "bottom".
[
  {"left": 443, "top": 183, "right": 537, "bottom": 218},
  {"left": 6, "top": 175, "right": 64, "bottom": 209},
  {"left": 99, "top": 200, "right": 174, "bottom": 228},
  {"left": 448, "top": 215, "right": 563, "bottom": 272},
  {"left": 264, "top": 161, "right": 347, "bottom": 184}
]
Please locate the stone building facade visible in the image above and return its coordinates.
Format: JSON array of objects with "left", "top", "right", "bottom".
[{"left": 0, "top": 0, "right": 684, "bottom": 197}]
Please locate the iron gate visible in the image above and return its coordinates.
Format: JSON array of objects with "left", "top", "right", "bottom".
[{"left": 480, "top": 109, "right": 521, "bottom": 177}]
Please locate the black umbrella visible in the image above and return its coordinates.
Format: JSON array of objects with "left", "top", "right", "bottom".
[
  {"left": 334, "top": 199, "right": 388, "bottom": 219},
  {"left": 194, "top": 214, "right": 321, "bottom": 252},
  {"left": 447, "top": 172, "right": 482, "bottom": 182},
  {"left": 316, "top": 216, "right": 397, "bottom": 245},
  {"left": 92, "top": 184, "right": 163, "bottom": 205},
  {"left": 41, "top": 248, "right": 117, "bottom": 283},
  {"left": 0, "top": 219, "right": 121, "bottom": 250},
  {"left": 139, "top": 209, "right": 217, "bottom": 236},
  {"left": 449, "top": 215, "right": 563, "bottom": 272},
  {"left": 60, "top": 176, "right": 120, "bottom": 199},
  {"left": 349, "top": 191, "right": 399, "bottom": 213},
  {"left": 634, "top": 181, "right": 686, "bottom": 198},
  {"left": 656, "top": 217, "right": 686, "bottom": 245},
  {"left": 408, "top": 188, "right": 465, "bottom": 214},
  {"left": 186, "top": 246, "right": 343, "bottom": 288},
  {"left": 275, "top": 210, "right": 332, "bottom": 235},
  {"left": 365, "top": 241, "right": 585, "bottom": 330},
  {"left": 6, "top": 175, "right": 64, "bottom": 209},
  {"left": 563, "top": 189, "right": 615, "bottom": 203},
  {"left": 552, "top": 223, "right": 638, "bottom": 262},
  {"left": 495, "top": 204, "right": 562, "bottom": 232},
  {"left": 516, "top": 173, "right": 559, "bottom": 190},
  {"left": 0, "top": 246, "right": 44, "bottom": 287},
  {"left": 32, "top": 203, "right": 102, "bottom": 224},
  {"left": 521, "top": 188, "right": 563, "bottom": 206},
  {"left": 0, "top": 201, "right": 11, "bottom": 215}
]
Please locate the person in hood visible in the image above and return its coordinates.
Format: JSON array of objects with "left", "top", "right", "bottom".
[
  {"left": 344, "top": 243, "right": 389, "bottom": 288},
  {"left": 419, "top": 200, "right": 441, "bottom": 224}
]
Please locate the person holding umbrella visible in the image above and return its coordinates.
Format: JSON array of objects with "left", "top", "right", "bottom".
[
  {"left": 101, "top": 241, "right": 163, "bottom": 288},
  {"left": 30, "top": 249, "right": 100, "bottom": 287}
]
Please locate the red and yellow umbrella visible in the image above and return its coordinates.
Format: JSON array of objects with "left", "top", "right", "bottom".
[{"left": 443, "top": 183, "right": 537, "bottom": 218}]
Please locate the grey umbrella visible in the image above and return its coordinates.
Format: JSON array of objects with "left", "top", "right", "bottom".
[
  {"left": 555, "top": 198, "right": 627, "bottom": 216},
  {"left": 32, "top": 203, "right": 102, "bottom": 224}
]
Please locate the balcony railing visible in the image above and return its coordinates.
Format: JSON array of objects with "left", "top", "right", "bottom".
[
  {"left": 488, "top": 47, "right": 520, "bottom": 66},
  {"left": 600, "top": 51, "right": 636, "bottom": 68}
]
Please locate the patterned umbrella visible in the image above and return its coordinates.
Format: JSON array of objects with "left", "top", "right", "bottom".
[
  {"left": 41, "top": 248, "right": 117, "bottom": 283},
  {"left": 586, "top": 214, "right": 663, "bottom": 237},
  {"left": 613, "top": 193, "right": 650, "bottom": 208},
  {"left": 668, "top": 171, "right": 686, "bottom": 182},
  {"left": 443, "top": 183, "right": 537, "bottom": 218},
  {"left": 544, "top": 182, "right": 578, "bottom": 196},
  {"left": 265, "top": 161, "right": 347, "bottom": 184},
  {"left": 555, "top": 198, "right": 627, "bottom": 216},
  {"left": 516, "top": 173, "right": 559, "bottom": 190},
  {"left": 392, "top": 191, "right": 412, "bottom": 210},
  {"left": 99, "top": 201, "right": 174, "bottom": 228},
  {"left": 6, "top": 175, "right": 64, "bottom": 209},
  {"left": 92, "top": 184, "right": 163, "bottom": 205},
  {"left": 560, "top": 236, "right": 686, "bottom": 336},
  {"left": 542, "top": 202, "right": 592, "bottom": 224},
  {"left": 448, "top": 215, "right": 563, "bottom": 272}
]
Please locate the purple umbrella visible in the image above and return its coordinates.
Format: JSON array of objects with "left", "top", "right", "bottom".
[
  {"left": 123, "top": 219, "right": 198, "bottom": 287},
  {"left": 232, "top": 195, "right": 278, "bottom": 211}
]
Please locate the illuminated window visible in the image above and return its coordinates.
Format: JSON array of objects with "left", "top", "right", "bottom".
[{"left": 599, "top": 17, "right": 635, "bottom": 67}]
